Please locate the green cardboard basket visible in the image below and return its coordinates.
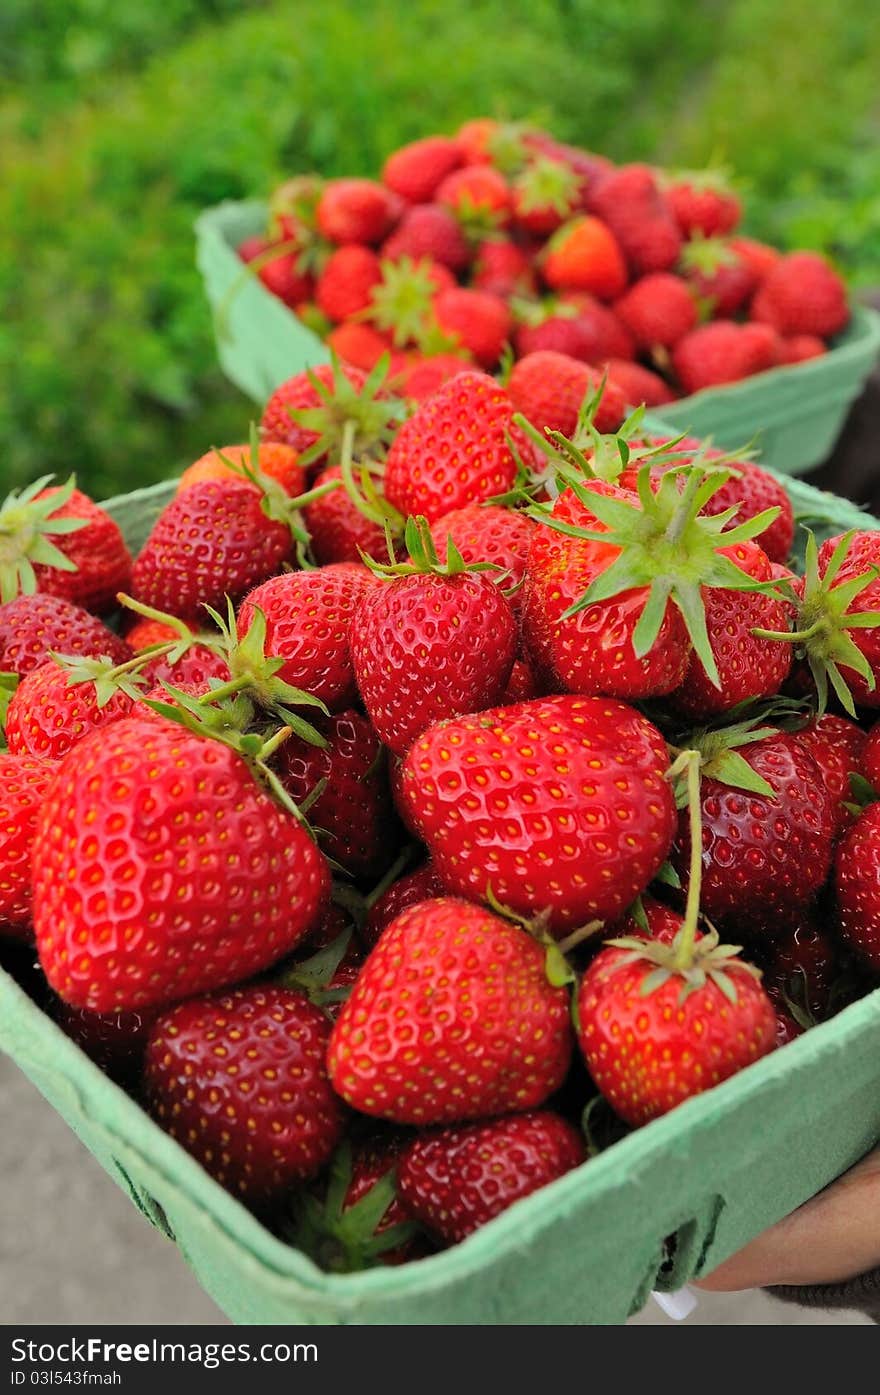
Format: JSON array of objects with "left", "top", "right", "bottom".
[
  {"left": 195, "top": 200, "right": 880, "bottom": 476},
  {"left": 3, "top": 473, "right": 880, "bottom": 1326}
]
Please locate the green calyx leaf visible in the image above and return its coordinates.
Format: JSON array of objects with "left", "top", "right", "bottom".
[
  {"left": 290, "top": 352, "right": 406, "bottom": 470},
  {"left": 678, "top": 233, "right": 740, "bottom": 277},
  {"left": 845, "top": 769, "right": 879, "bottom": 818},
  {"left": 514, "top": 156, "right": 579, "bottom": 218},
  {"left": 541, "top": 458, "right": 780, "bottom": 689},
  {"left": 363, "top": 256, "right": 442, "bottom": 348},
  {"left": 276, "top": 925, "right": 354, "bottom": 999},
  {"left": 361, "top": 514, "right": 498, "bottom": 581},
  {"left": 670, "top": 705, "right": 795, "bottom": 798},
  {"left": 0, "top": 671, "right": 19, "bottom": 739},
  {"left": 284, "top": 1142, "right": 420, "bottom": 1273},
  {"left": 753, "top": 529, "right": 880, "bottom": 717},
  {"left": 336, "top": 420, "right": 405, "bottom": 538},
  {"left": 49, "top": 643, "right": 176, "bottom": 709},
  {"left": 0, "top": 475, "right": 90, "bottom": 604},
  {"left": 606, "top": 926, "right": 760, "bottom": 1000}
]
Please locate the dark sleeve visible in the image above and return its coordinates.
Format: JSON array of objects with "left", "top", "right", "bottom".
[{"left": 767, "top": 1268, "right": 880, "bottom": 1322}]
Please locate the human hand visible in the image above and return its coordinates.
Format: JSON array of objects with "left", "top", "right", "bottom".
[{"left": 695, "top": 1144, "right": 880, "bottom": 1291}]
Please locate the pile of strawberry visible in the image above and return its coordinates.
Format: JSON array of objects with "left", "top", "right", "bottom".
[
  {"left": 239, "top": 117, "right": 850, "bottom": 408},
  {"left": 3, "top": 353, "right": 880, "bottom": 1271}
]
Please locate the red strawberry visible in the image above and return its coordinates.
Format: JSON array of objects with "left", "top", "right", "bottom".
[
  {"left": 253, "top": 245, "right": 313, "bottom": 308},
  {"left": 681, "top": 238, "right": 758, "bottom": 317},
  {"left": 55, "top": 1000, "right": 159, "bottom": 1084},
  {"left": 395, "top": 353, "right": 471, "bottom": 402},
  {"left": 501, "top": 656, "right": 541, "bottom": 703},
  {"left": 835, "top": 805, "right": 880, "bottom": 971},
  {"left": 761, "top": 912, "right": 837, "bottom": 1017},
  {"left": 472, "top": 238, "right": 536, "bottom": 298},
  {"left": 614, "top": 273, "right": 697, "bottom": 351},
  {"left": 577, "top": 921, "right": 776, "bottom": 1125},
  {"left": 541, "top": 216, "right": 628, "bottom": 300},
  {"left": 277, "top": 709, "right": 398, "bottom": 880},
  {"left": 673, "top": 729, "right": 836, "bottom": 935},
  {"left": 0, "top": 752, "right": 55, "bottom": 940},
  {"left": 604, "top": 359, "right": 677, "bottom": 408},
  {"left": 588, "top": 165, "right": 682, "bottom": 275},
  {"left": 238, "top": 564, "right": 373, "bottom": 711},
  {"left": 362, "top": 861, "right": 445, "bottom": 950},
  {"left": 666, "top": 176, "right": 741, "bottom": 238},
  {"left": 328, "top": 897, "right": 573, "bottom": 1124},
  {"left": 667, "top": 540, "right": 792, "bottom": 720},
  {"left": 779, "top": 335, "right": 827, "bottom": 364},
  {"left": 0, "top": 479, "right": 132, "bottom": 613},
  {"left": 557, "top": 293, "right": 636, "bottom": 359},
  {"left": 130, "top": 480, "right": 293, "bottom": 623},
  {"left": 384, "top": 371, "right": 528, "bottom": 524},
  {"left": 862, "top": 721, "right": 880, "bottom": 789},
  {"left": 382, "top": 135, "right": 463, "bottom": 203},
  {"left": 0, "top": 594, "right": 131, "bottom": 679},
  {"left": 672, "top": 320, "right": 779, "bottom": 394},
  {"left": 436, "top": 165, "right": 512, "bottom": 231},
  {"left": 428, "top": 504, "right": 535, "bottom": 617},
  {"left": 33, "top": 717, "right": 330, "bottom": 1012},
  {"left": 349, "top": 525, "right": 517, "bottom": 757},
  {"left": 775, "top": 1009, "right": 805, "bottom": 1046},
  {"left": 697, "top": 457, "right": 795, "bottom": 564},
  {"left": 5, "top": 655, "right": 141, "bottom": 761},
  {"left": 178, "top": 442, "right": 307, "bottom": 499},
  {"left": 315, "top": 245, "right": 382, "bottom": 322},
  {"left": 512, "top": 157, "right": 580, "bottom": 237},
  {"left": 751, "top": 251, "right": 849, "bottom": 338},
  {"left": 260, "top": 360, "right": 401, "bottom": 465},
  {"left": 398, "top": 1111, "right": 584, "bottom": 1243},
  {"left": 514, "top": 303, "right": 634, "bottom": 365},
  {"left": 381, "top": 204, "right": 470, "bottom": 274},
  {"left": 317, "top": 178, "right": 401, "bottom": 246},
  {"left": 401, "top": 696, "right": 676, "bottom": 931},
  {"left": 730, "top": 236, "right": 781, "bottom": 284},
  {"left": 326, "top": 322, "right": 396, "bottom": 372},
  {"left": 432, "top": 288, "right": 511, "bottom": 369},
  {"left": 139, "top": 640, "right": 230, "bottom": 693},
  {"left": 302, "top": 465, "right": 392, "bottom": 567},
  {"left": 145, "top": 986, "right": 343, "bottom": 1206},
  {"left": 508, "top": 350, "right": 626, "bottom": 436},
  {"left": 792, "top": 713, "right": 867, "bottom": 837}
]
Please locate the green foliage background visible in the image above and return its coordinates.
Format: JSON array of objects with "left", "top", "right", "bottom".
[{"left": 1, "top": 0, "right": 878, "bottom": 498}]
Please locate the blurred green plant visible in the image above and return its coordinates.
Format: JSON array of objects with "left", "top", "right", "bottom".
[{"left": 0, "top": 0, "right": 877, "bottom": 499}]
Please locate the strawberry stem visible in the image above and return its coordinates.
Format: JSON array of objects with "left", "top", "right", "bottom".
[{"left": 667, "top": 748, "right": 703, "bottom": 969}]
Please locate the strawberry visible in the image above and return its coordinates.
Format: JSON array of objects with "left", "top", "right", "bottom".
[
  {"left": 33, "top": 716, "right": 330, "bottom": 1012},
  {"left": 456, "top": 117, "right": 528, "bottom": 169},
  {"left": 277, "top": 709, "right": 398, "bottom": 880},
  {"left": 556, "top": 293, "right": 636, "bottom": 359},
  {"left": 775, "top": 1009, "right": 805, "bottom": 1046},
  {"left": 400, "top": 695, "right": 676, "bottom": 931},
  {"left": 302, "top": 465, "right": 394, "bottom": 567},
  {"left": 512, "top": 157, "right": 580, "bottom": 237},
  {"left": 680, "top": 238, "right": 758, "bottom": 317},
  {"left": 365, "top": 256, "right": 455, "bottom": 348},
  {"left": 0, "top": 594, "right": 131, "bottom": 679},
  {"left": 730, "top": 236, "right": 781, "bottom": 283},
  {"left": 472, "top": 238, "right": 536, "bottom": 298},
  {"left": 398, "top": 1111, "right": 584, "bottom": 1243},
  {"left": 779, "top": 335, "right": 827, "bottom": 364},
  {"left": 254, "top": 246, "right": 314, "bottom": 308},
  {"left": 541, "top": 216, "right": 628, "bottom": 300},
  {"left": 349, "top": 519, "right": 517, "bottom": 756},
  {"left": 381, "top": 204, "right": 470, "bottom": 274},
  {"left": 328, "top": 897, "right": 574, "bottom": 1124},
  {"left": 432, "top": 288, "right": 511, "bottom": 369},
  {"left": 667, "top": 540, "right": 792, "bottom": 720},
  {"left": 614, "top": 273, "right": 697, "bottom": 351},
  {"left": 835, "top": 805, "right": 880, "bottom": 971},
  {"left": 501, "top": 656, "right": 541, "bottom": 703},
  {"left": 362, "top": 861, "right": 445, "bottom": 950},
  {"left": 0, "top": 752, "right": 55, "bottom": 940},
  {"left": 5, "top": 653, "right": 147, "bottom": 761},
  {"left": 862, "top": 721, "right": 880, "bottom": 789},
  {"left": 145, "top": 986, "right": 343, "bottom": 1206},
  {"left": 666, "top": 173, "right": 741, "bottom": 238},
  {"left": 577, "top": 918, "right": 776, "bottom": 1126},
  {"left": 326, "top": 322, "right": 397, "bottom": 372},
  {"left": 317, "top": 178, "right": 401, "bottom": 246},
  {"left": 0, "top": 477, "right": 132, "bottom": 613},
  {"left": 395, "top": 353, "right": 471, "bottom": 402},
  {"left": 760, "top": 912, "right": 837, "bottom": 1018},
  {"left": 382, "top": 135, "right": 463, "bottom": 203},
  {"left": 508, "top": 350, "right": 626, "bottom": 436},
  {"left": 130, "top": 479, "right": 294, "bottom": 623},
  {"left": 751, "top": 251, "right": 849, "bottom": 338},
  {"left": 178, "top": 443, "right": 306, "bottom": 499},
  {"left": 436, "top": 165, "right": 512, "bottom": 234},
  {"left": 514, "top": 302, "right": 634, "bottom": 364},
  {"left": 260, "top": 359, "right": 402, "bottom": 466},
  {"left": 54, "top": 1000, "right": 159, "bottom": 1084},
  {"left": 139, "top": 639, "right": 230, "bottom": 694},
  {"left": 588, "top": 164, "right": 682, "bottom": 275},
  {"left": 672, "top": 320, "right": 780, "bottom": 394},
  {"left": 428, "top": 504, "right": 535, "bottom": 616},
  {"left": 792, "top": 713, "right": 867, "bottom": 837},
  {"left": 603, "top": 359, "right": 677, "bottom": 408},
  {"left": 238, "top": 564, "right": 374, "bottom": 711},
  {"left": 315, "top": 245, "right": 382, "bottom": 322},
  {"left": 672, "top": 729, "right": 836, "bottom": 935},
  {"left": 384, "top": 370, "right": 528, "bottom": 524},
  {"left": 696, "top": 457, "right": 794, "bottom": 564}
]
